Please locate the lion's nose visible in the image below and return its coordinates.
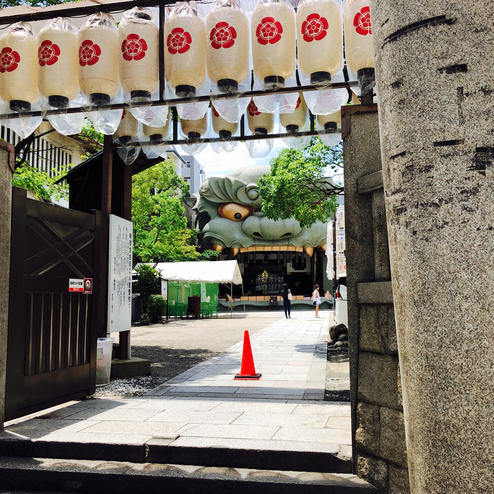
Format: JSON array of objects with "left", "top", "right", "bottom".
[{"left": 242, "top": 216, "right": 302, "bottom": 240}]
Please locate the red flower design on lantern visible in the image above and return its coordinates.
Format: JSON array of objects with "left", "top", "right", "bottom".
[
  {"left": 38, "top": 40, "right": 60, "bottom": 67},
  {"left": 353, "top": 6, "right": 371, "bottom": 35},
  {"left": 210, "top": 21, "right": 237, "bottom": 50},
  {"left": 256, "top": 17, "right": 283, "bottom": 45},
  {"left": 301, "top": 13, "right": 328, "bottom": 42},
  {"left": 121, "top": 33, "right": 148, "bottom": 61},
  {"left": 248, "top": 100, "right": 261, "bottom": 116},
  {"left": 0, "top": 47, "right": 20, "bottom": 73},
  {"left": 79, "top": 40, "right": 101, "bottom": 66},
  {"left": 167, "top": 27, "right": 192, "bottom": 54}
]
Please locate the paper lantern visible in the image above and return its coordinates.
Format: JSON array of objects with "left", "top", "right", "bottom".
[
  {"left": 280, "top": 94, "right": 307, "bottom": 133},
  {"left": 212, "top": 106, "right": 237, "bottom": 138},
  {"left": 317, "top": 109, "right": 341, "bottom": 130},
  {"left": 251, "top": 0, "right": 295, "bottom": 88},
  {"left": 206, "top": 0, "right": 249, "bottom": 93},
  {"left": 165, "top": 2, "right": 206, "bottom": 97},
  {"left": 143, "top": 109, "right": 170, "bottom": 142},
  {"left": 119, "top": 7, "right": 159, "bottom": 101},
  {"left": 247, "top": 99, "right": 273, "bottom": 135},
  {"left": 79, "top": 13, "right": 119, "bottom": 106},
  {"left": 115, "top": 109, "right": 138, "bottom": 144},
  {"left": 181, "top": 114, "right": 207, "bottom": 139},
  {"left": 38, "top": 18, "right": 79, "bottom": 108},
  {"left": 297, "top": 0, "right": 342, "bottom": 85},
  {"left": 0, "top": 22, "right": 39, "bottom": 112},
  {"left": 343, "top": 0, "right": 374, "bottom": 93}
]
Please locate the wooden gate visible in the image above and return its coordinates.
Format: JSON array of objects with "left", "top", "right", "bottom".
[{"left": 5, "top": 188, "right": 101, "bottom": 421}]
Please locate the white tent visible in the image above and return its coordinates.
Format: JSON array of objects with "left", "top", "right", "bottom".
[{"left": 153, "top": 260, "right": 243, "bottom": 285}]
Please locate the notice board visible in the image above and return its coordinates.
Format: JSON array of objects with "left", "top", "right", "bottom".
[{"left": 107, "top": 214, "right": 133, "bottom": 333}]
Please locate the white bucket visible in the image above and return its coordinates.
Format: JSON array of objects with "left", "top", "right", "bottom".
[{"left": 96, "top": 337, "right": 114, "bottom": 385}]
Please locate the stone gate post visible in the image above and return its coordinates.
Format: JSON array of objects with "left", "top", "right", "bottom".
[
  {"left": 0, "top": 142, "right": 14, "bottom": 429},
  {"left": 369, "top": 1, "right": 494, "bottom": 493}
]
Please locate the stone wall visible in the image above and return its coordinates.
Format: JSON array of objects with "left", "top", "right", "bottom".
[
  {"left": 342, "top": 106, "right": 409, "bottom": 493},
  {"left": 0, "top": 142, "right": 14, "bottom": 428}
]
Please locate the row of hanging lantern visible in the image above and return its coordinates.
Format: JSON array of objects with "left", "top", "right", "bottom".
[
  {"left": 115, "top": 93, "right": 342, "bottom": 149},
  {"left": 0, "top": 0, "right": 374, "bottom": 115},
  {"left": 115, "top": 94, "right": 341, "bottom": 142},
  {"left": 114, "top": 98, "right": 341, "bottom": 163}
]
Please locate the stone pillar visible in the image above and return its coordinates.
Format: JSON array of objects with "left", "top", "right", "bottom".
[
  {"left": 343, "top": 106, "right": 408, "bottom": 494},
  {"left": 369, "top": 1, "right": 494, "bottom": 493},
  {"left": 0, "top": 142, "right": 14, "bottom": 429}
]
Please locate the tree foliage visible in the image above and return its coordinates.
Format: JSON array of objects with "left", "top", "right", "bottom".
[
  {"left": 144, "top": 294, "right": 165, "bottom": 324},
  {"left": 134, "top": 264, "right": 165, "bottom": 324},
  {"left": 258, "top": 137, "right": 343, "bottom": 228},
  {"left": 12, "top": 161, "right": 69, "bottom": 201},
  {"left": 132, "top": 160, "right": 218, "bottom": 263},
  {"left": 134, "top": 264, "right": 160, "bottom": 305},
  {"left": 78, "top": 119, "right": 104, "bottom": 158}
]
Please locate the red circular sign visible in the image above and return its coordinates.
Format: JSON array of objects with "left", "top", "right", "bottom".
[
  {"left": 256, "top": 16, "right": 283, "bottom": 45},
  {"left": 121, "top": 33, "right": 148, "bottom": 61},
  {"left": 210, "top": 21, "right": 237, "bottom": 49},
  {"left": 167, "top": 27, "right": 192, "bottom": 54}
]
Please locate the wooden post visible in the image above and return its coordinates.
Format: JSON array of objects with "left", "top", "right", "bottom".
[
  {"left": 95, "top": 135, "right": 113, "bottom": 338},
  {"left": 101, "top": 135, "right": 113, "bottom": 214},
  {"left": 119, "top": 157, "right": 133, "bottom": 360}
]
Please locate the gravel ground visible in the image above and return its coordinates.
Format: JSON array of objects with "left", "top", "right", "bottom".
[{"left": 95, "top": 312, "right": 283, "bottom": 398}]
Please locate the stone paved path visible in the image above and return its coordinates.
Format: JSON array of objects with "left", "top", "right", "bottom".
[
  {"left": 147, "top": 311, "right": 330, "bottom": 401},
  {"left": 2, "top": 311, "right": 351, "bottom": 457}
]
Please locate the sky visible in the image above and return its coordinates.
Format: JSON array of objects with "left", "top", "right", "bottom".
[
  {"left": 187, "top": 139, "right": 289, "bottom": 179},
  {"left": 183, "top": 137, "right": 343, "bottom": 185}
]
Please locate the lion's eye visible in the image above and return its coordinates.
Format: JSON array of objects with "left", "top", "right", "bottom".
[{"left": 218, "top": 203, "right": 253, "bottom": 222}]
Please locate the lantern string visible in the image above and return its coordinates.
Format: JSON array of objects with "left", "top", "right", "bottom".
[{"left": 0, "top": 80, "right": 357, "bottom": 120}]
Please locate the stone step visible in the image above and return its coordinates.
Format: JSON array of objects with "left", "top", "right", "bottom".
[
  {"left": 0, "top": 457, "right": 378, "bottom": 494},
  {"left": 0, "top": 436, "right": 351, "bottom": 474}
]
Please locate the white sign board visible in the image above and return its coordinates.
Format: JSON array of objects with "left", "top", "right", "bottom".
[
  {"left": 107, "top": 215, "right": 133, "bottom": 333},
  {"left": 336, "top": 253, "right": 347, "bottom": 278},
  {"left": 160, "top": 279, "right": 168, "bottom": 300},
  {"left": 69, "top": 278, "right": 84, "bottom": 293}
]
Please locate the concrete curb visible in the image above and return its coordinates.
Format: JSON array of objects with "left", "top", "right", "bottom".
[
  {"left": 0, "top": 436, "right": 351, "bottom": 474},
  {"left": 0, "top": 456, "right": 376, "bottom": 494}
]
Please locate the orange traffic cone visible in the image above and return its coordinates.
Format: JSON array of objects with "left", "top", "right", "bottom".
[{"left": 234, "top": 330, "right": 262, "bottom": 380}]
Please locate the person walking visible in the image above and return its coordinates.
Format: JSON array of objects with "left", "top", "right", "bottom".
[
  {"left": 281, "top": 283, "right": 292, "bottom": 319},
  {"left": 311, "top": 284, "right": 321, "bottom": 318}
]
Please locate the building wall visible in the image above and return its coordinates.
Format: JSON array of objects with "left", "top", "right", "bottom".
[
  {"left": 1, "top": 122, "right": 87, "bottom": 176},
  {"left": 176, "top": 154, "right": 205, "bottom": 195},
  {"left": 343, "top": 106, "right": 409, "bottom": 494}
]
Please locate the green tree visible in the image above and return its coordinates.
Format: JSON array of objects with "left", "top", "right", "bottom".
[
  {"left": 12, "top": 161, "right": 69, "bottom": 201},
  {"left": 77, "top": 119, "right": 104, "bottom": 158},
  {"left": 258, "top": 137, "right": 343, "bottom": 228},
  {"left": 132, "top": 160, "right": 218, "bottom": 263},
  {"left": 134, "top": 264, "right": 165, "bottom": 324}
]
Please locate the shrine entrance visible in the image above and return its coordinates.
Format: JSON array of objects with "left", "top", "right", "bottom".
[{"left": 0, "top": 0, "right": 355, "bottom": 422}]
